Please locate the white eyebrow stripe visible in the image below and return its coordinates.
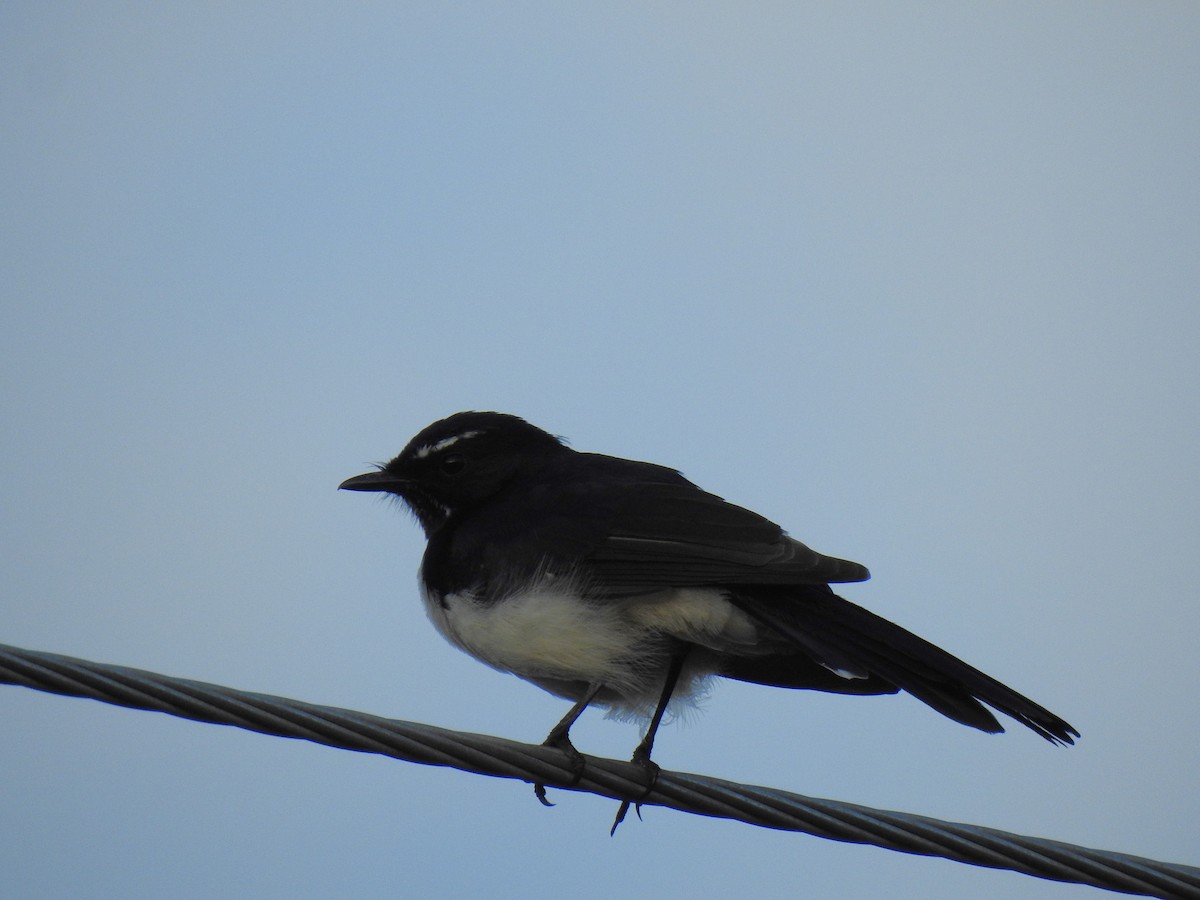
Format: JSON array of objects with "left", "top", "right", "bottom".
[{"left": 414, "top": 430, "right": 484, "bottom": 459}]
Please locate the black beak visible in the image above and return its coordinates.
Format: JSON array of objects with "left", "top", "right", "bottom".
[{"left": 338, "top": 471, "right": 409, "bottom": 493}]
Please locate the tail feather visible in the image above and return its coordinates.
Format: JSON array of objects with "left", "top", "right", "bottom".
[{"left": 728, "top": 586, "right": 1079, "bottom": 745}]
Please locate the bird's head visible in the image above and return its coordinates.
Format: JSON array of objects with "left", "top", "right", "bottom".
[{"left": 339, "top": 411, "right": 566, "bottom": 536}]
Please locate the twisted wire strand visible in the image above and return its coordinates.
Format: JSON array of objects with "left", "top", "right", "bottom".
[{"left": 2, "top": 643, "right": 1197, "bottom": 898}]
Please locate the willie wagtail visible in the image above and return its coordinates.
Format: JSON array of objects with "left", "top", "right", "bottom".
[{"left": 341, "top": 412, "right": 1077, "bottom": 826}]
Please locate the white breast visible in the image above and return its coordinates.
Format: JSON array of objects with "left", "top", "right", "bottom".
[{"left": 419, "top": 572, "right": 764, "bottom": 717}]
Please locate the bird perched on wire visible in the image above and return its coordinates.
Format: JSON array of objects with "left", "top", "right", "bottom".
[{"left": 340, "top": 411, "right": 1077, "bottom": 830}]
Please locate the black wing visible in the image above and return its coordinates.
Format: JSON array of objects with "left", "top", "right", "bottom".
[{"left": 580, "top": 480, "right": 869, "bottom": 595}]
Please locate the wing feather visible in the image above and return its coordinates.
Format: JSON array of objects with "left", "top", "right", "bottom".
[{"left": 581, "top": 482, "right": 869, "bottom": 594}]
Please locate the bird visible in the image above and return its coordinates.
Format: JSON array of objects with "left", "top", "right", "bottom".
[{"left": 340, "top": 411, "right": 1078, "bottom": 829}]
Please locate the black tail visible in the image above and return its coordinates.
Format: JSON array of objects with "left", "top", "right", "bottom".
[{"left": 726, "top": 585, "right": 1078, "bottom": 745}]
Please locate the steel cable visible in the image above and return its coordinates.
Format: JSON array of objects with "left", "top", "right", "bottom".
[{"left": 2, "top": 642, "right": 1197, "bottom": 898}]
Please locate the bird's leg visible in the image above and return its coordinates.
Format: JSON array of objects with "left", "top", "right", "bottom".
[
  {"left": 534, "top": 683, "right": 603, "bottom": 807},
  {"left": 610, "top": 647, "right": 690, "bottom": 835}
]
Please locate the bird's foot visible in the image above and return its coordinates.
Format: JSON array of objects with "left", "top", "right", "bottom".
[
  {"left": 533, "top": 732, "right": 587, "bottom": 807},
  {"left": 609, "top": 746, "right": 661, "bottom": 835}
]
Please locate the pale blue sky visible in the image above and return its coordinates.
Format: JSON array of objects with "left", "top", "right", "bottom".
[{"left": 3, "top": 5, "right": 1198, "bottom": 898}]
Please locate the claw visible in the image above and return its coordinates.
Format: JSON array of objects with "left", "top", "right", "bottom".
[
  {"left": 533, "top": 729, "right": 587, "bottom": 807},
  {"left": 610, "top": 800, "right": 632, "bottom": 835},
  {"left": 609, "top": 752, "right": 661, "bottom": 835}
]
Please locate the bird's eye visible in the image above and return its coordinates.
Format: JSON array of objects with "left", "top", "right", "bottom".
[{"left": 440, "top": 452, "right": 466, "bottom": 475}]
